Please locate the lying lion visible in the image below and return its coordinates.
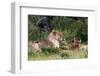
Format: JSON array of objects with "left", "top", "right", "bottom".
[{"left": 31, "top": 30, "right": 62, "bottom": 52}]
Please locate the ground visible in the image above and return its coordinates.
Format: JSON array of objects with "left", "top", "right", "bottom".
[{"left": 28, "top": 44, "right": 88, "bottom": 61}]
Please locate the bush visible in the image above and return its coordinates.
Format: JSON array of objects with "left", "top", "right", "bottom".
[{"left": 42, "top": 48, "right": 61, "bottom": 55}]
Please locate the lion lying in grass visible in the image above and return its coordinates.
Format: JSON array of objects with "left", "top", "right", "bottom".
[
  {"left": 69, "top": 37, "right": 81, "bottom": 51},
  {"left": 31, "top": 30, "right": 62, "bottom": 52},
  {"left": 60, "top": 37, "right": 81, "bottom": 51}
]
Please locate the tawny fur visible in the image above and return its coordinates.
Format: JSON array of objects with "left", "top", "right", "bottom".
[
  {"left": 68, "top": 38, "right": 81, "bottom": 51},
  {"left": 31, "top": 31, "right": 62, "bottom": 52}
]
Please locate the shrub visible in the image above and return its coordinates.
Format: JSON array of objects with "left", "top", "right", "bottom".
[{"left": 42, "top": 48, "right": 61, "bottom": 55}]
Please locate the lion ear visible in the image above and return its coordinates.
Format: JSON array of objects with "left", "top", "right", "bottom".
[{"left": 52, "top": 31, "right": 57, "bottom": 35}]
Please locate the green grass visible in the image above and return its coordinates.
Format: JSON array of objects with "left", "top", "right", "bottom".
[{"left": 28, "top": 45, "right": 88, "bottom": 61}]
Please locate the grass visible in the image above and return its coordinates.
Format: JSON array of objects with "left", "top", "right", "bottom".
[{"left": 28, "top": 45, "right": 88, "bottom": 61}]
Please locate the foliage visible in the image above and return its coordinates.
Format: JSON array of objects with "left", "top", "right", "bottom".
[
  {"left": 28, "top": 15, "right": 88, "bottom": 43},
  {"left": 28, "top": 15, "right": 88, "bottom": 60},
  {"left": 42, "top": 48, "right": 60, "bottom": 55}
]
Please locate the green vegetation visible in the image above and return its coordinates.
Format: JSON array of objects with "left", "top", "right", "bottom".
[
  {"left": 28, "top": 15, "right": 88, "bottom": 60},
  {"left": 28, "top": 46, "right": 88, "bottom": 60},
  {"left": 28, "top": 15, "right": 88, "bottom": 43}
]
